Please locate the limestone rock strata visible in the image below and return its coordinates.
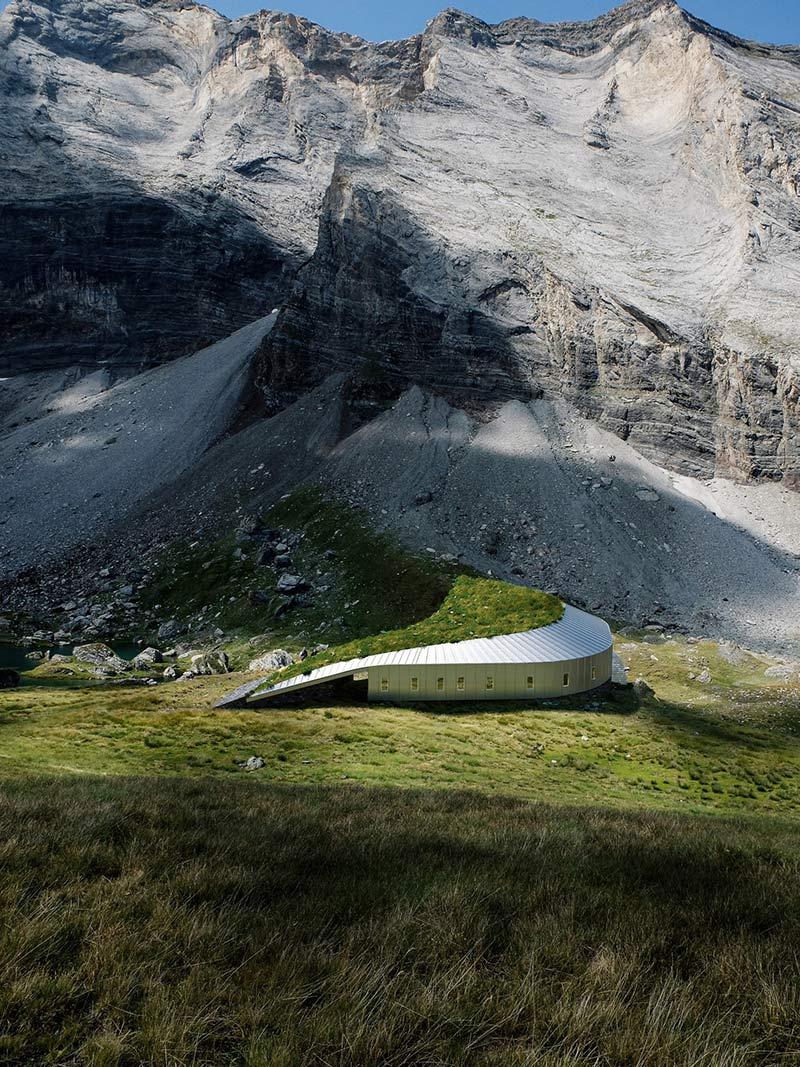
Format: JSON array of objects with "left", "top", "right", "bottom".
[{"left": 2, "top": 0, "right": 800, "bottom": 482}]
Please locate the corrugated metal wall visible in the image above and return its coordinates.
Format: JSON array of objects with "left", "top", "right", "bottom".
[{"left": 366, "top": 648, "right": 612, "bottom": 701}]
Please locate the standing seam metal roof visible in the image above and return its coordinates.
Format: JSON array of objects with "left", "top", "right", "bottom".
[{"left": 246, "top": 604, "right": 612, "bottom": 701}]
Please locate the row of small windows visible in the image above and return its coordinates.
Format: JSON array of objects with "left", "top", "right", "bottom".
[{"left": 379, "top": 670, "right": 593, "bottom": 692}]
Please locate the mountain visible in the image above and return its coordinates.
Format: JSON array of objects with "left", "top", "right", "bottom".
[
  {"left": 2, "top": 0, "right": 800, "bottom": 650},
  {"left": 4, "top": 0, "right": 800, "bottom": 482}
]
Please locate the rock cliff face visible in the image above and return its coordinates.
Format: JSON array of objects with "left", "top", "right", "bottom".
[
  {"left": 2, "top": 0, "right": 800, "bottom": 484},
  {"left": 0, "top": 0, "right": 424, "bottom": 369}
]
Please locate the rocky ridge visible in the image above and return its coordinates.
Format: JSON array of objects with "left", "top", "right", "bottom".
[
  {"left": 3, "top": 0, "right": 800, "bottom": 656},
  {"left": 3, "top": 0, "right": 800, "bottom": 484}
]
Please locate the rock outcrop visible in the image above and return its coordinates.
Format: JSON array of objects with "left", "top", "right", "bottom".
[{"left": 2, "top": 0, "right": 800, "bottom": 485}]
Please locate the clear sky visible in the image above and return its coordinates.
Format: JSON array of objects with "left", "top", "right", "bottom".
[
  {"left": 0, "top": 0, "right": 797, "bottom": 45},
  {"left": 207, "top": 1, "right": 800, "bottom": 44}
]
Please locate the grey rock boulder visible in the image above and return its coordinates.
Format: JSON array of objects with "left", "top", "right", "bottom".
[
  {"left": 73, "top": 643, "right": 130, "bottom": 673},
  {"left": 132, "top": 647, "right": 163, "bottom": 670},
  {"left": 248, "top": 649, "right": 295, "bottom": 672},
  {"left": 632, "top": 677, "right": 655, "bottom": 700},
  {"left": 764, "top": 664, "right": 795, "bottom": 680},
  {"left": 0, "top": 669, "right": 21, "bottom": 689},
  {"left": 276, "top": 574, "right": 309, "bottom": 595},
  {"left": 190, "top": 651, "right": 230, "bottom": 676},
  {"left": 242, "top": 756, "right": 265, "bottom": 771}
]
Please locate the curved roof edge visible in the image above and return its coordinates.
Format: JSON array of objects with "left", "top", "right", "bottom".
[{"left": 216, "top": 604, "right": 612, "bottom": 707}]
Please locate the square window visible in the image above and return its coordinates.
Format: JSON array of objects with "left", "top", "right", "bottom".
[
  {"left": 562, "top": 672, "right": 570, "bottom": 687},
  {"left": 456, "top": 676, "right": 465, "bottom": 691},
  {"left": 486, "top": 676, "right": 494, "bottom": 690},
  {"left": 526, "top": 675, "right": 534, "bottom": 689},
  {"left": 381, "top": 678, "right": 389, "bottom": 692},
  {"left": 411, "top": 676, "right": 419, "bottom": 691},
  {"left": 436, "top": 677, "right": 444, "bottom": 691}
]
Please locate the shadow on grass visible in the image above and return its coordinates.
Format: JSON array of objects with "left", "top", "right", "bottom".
[
  {"left": 254, "top": 680, "right": 640, "bottom": 716},
  {"left": 1, "top": 776, "right": 800, "bottom": 1064},
  {"left": 640, "top": 697, "right": 798, "bottom": 752}
]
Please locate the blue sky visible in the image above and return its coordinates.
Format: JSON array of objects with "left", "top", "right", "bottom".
[
  {"left": 0, "top": 0, "right": 797, "bottom": 44},
  {"left": 208, "top": 1, "right": 800, "bottom": 44}
]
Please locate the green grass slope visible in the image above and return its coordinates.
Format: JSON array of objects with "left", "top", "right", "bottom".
[
  {"left": 4, "top": 632, "right": 800, "bottom": 819},
  {"left": 1, "top": 777, "right": 799, "bottom": 1066},
  {"left": 137, "top": 487, "right": 466, "bottom": 663},
  {"left": 133, "top": 488, "right": 560, "bottom": 675},
  {"left": 3, "top": 489, "right": 800, "bottom": 1063}
]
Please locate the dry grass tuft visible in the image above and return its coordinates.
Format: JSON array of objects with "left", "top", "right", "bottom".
[{"left": 1, "top": 778, "right": 799, "bottom": 1065}]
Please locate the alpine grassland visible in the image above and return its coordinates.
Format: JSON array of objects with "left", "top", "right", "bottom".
[{"left": 1, "top": 493, "right": 799, "bottom": 1064}]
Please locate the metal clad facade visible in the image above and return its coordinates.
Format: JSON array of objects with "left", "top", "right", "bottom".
[{"left": 365, "top": 647, "right": 612, "bottom": 701}]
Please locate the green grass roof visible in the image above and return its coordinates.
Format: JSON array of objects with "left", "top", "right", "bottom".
[{"left": 276, "top": 575, "right": 563, "bottom": 682}]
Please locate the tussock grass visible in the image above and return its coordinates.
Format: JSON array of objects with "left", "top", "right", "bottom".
[{"left": 1, "top": 777, "right": 799, "bottom": 1066}]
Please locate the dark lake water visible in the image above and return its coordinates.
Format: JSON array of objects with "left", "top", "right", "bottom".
[{"left": 0, "top": 642, "right": 141, "bottom": 672}]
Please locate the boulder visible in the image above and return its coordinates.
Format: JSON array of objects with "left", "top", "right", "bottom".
[
  {"left": 73, "top": 643, "right": 130, "bottom": 673},
  {"left": 274, "top": 553, "right": 292, "bottom": 568},
  {"left": 163, "top": 665, "right": 179, "bottom": 680},
  {"left": 248, "top": 649, "right": 294, "bottom": 672},
  {"left": 157, "top": 619, "right": 183, "bottom": 640},
  {"left": 236, "top": 515, "right": 262, "bottom": 541},
  {"left": 132, "top": 647, "right": 163, "bottom": 670},
  {"left": 632, "top": 677, "right": 655, "bottom": 700},
  {"left": 696, "top": 668, "right": 712, "bottom": 683},
  {"left": 257, "top": 544, "right": 276, "bottom": 565},
  {"left": 0, "top": 669, "right": 21, "bottom": 689},
  {"left": 765, "top": 664, "right": 794, "bottom": 679},
  {"left": 276, "top": 573, "right": 309, "bottom": 595},
  {"left": 242, "top": 756, "right": 265, "bottom": 771},
  {"left": 190, "top": 651, "right": 230, "bottom": 675}
]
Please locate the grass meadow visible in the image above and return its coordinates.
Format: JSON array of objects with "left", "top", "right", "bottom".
[
  {"left": 1, "top": 777, "right": 799, "bottom": 1066},
  {"left": 2, "top": 491, "right": 800, "bottom": 1063}
]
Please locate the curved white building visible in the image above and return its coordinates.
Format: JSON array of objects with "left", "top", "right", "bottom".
[{"left": 217, "top": 604, "right": 613, "bottom": 707}]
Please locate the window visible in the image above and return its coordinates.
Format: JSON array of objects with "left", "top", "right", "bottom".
[
  {"left": 591, "top": 665, "right": 597, "bottom": 681},
  {"left": 562, "top": 672, "right": 570, "bottom": 687},
  {"left": 457, "top": 676, "right": 465, "bottom": 691},
  {"left": 381, "top": 677, "right": 389, "bottom": 692},
  {"left": 526, "top": 675, "right": 534, "bottom": 690},
  {"left": 436, "top": 677, "right": 444, "bottom": 692},
  {"left": 486, "top": 675, "right": 494, "bottom": 691},
  {"left": 410, "top": 676, "right": 419, "bottom": 692}
]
